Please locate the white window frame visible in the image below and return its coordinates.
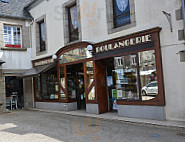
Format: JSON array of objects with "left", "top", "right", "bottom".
[
  {"left": 115, "top": 57, "right": 123, "bottom": 66},
  {"left": 131, "top": 55, "right": 136, "bottom": 65},
  {"left": 3, "top": 25, "right": 22, "bottom": 48}
]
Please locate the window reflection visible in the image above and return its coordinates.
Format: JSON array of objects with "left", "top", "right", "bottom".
[
  {"left": 88, "top": 87, "right": 95, "bottom": 100},
  {"left": 60, "top": 66, "right": 66, "bottom": 99},
  {"left": 67, "top": 63, "right": 84, "bottom": 100},
  {"left": 86, "top": 61, "right": 94, "bottom": 88},
  {"left": 39, "top": 21, "right": 46, "bottom": 52},
  {"left": 139, "top": 50, "right": 158, "bottom": 101},
  {"left": 113, "top": 0, "right": 131, "bottom": 27},
  {"left": 69, "top": 4, "right": 79, "bottom": 42},
  {"left": 59, "top": 48, "right": 92, "bottom": 64},
  {"left": 60, "top": 66, "right": 65, "bottom": 89},
  {"left": 35, "top": 68, "right": 59, "bottom": 100},
  {"left": 114, "top": 54, "right": 139, "bottom": 100},
  {"left": 106, "top": 50, "right": 158, "bottom": 102}
]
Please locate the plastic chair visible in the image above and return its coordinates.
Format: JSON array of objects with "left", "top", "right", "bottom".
[
  {"left": 6, "top": 97, "right": 11, "bottom": 109},
  {"left": 10, "top": 95, "right": 18, "bottom": 110}
]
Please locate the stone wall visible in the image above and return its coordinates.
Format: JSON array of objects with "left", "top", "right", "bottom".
[
  {"left": 0, "top": 69, "right": 5, "bottom": 112},
  {"left": 24, "top": 77, "right": 34, "bottom": 109}
]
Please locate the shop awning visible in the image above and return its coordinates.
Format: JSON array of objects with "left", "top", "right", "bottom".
[
  {"left": 19, "top": 63, "right": 56, "bottom": 78},
  {"left": 0, "top": 59, "right": 5, "bottom": 65}
]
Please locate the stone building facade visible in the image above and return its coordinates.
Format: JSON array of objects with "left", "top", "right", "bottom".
[
  {"left": 0, "top": 0, "right": 33, "bottom": 111},
  {"left": 22, "top": 0, "right": 185, "bottom": 121}
]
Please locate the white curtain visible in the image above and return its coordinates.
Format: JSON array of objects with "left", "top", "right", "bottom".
[
  {"left": 116, "top": 0, "right": 129, "bottom": 12},
  {"left": 70, "top": 6, "right": 78, "bottom": 29}
]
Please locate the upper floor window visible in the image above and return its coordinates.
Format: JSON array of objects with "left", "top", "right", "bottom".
[
  {"left": 39, "top": 20, "right": 46, "bottom": 52},
  {"left": 3, "top": 25, "right": 22, "bottom": 48},
  {"left": 68, "top": 4, "right": 79, "bottom": 42},
  {"left": 35, "top": 15, "right": 47, "bottom": 56},
  {"left": 113, "top": 0, "right": 131, "bottom": 28},
  {"left": 106, "top": 0, "right": 136, "bottom": 34}
]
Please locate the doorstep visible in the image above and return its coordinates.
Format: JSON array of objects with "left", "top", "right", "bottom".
[{"left": 29, "top": 108, "right": 185, "bottom": 131}]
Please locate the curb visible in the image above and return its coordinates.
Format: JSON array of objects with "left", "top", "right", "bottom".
[{"left": 28, "top": 108, "right": 185, "bottom": 132}]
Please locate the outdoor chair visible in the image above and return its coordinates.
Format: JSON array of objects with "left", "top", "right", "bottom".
[
  {"left": 6, "top": 97, "right": 11, "bottom": 109},
  {"left": 10, "top": 95, "right": 18, "bottom": 110},
  {"left": 6, "top": 95, "right": 18, "bottom": 110}
]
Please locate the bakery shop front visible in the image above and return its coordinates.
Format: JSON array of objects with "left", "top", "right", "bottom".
[{"left": 34, "top": 27, "right": 165, "bottom": 120}]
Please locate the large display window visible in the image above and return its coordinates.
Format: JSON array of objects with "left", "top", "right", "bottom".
[
  {"left": 94, "top": 28, "right": 165, "bottom": 109},
  {"left": 35, "top": 67, "right": 59, "bottom": 101},
  {"left": 106, "top": 50, "right": 158, "bottom": 103},
  {"left": 113, "top": 54, "right": 139, "bottom": 101}
]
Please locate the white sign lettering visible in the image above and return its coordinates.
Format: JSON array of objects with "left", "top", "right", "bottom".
[{"left": 95, "top": 34, "right": 152, "bottom": 53}]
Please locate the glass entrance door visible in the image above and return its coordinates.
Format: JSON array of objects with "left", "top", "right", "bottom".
[
  {"left": 66, "top": 63, "right": 85, "bottom": 110},
  {"left": 105, "top": 58, "right": 117, "bottom": 112}
]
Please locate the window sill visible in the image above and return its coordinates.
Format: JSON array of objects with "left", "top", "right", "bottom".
[
  {"left": 1, "top": 47, "right": 27, "bottom": 51},
  {"left": 36, "top": 50, "right": 47, "bottom": 56},
  {"left": 66, "top": 40, "right": 82, "bottom": 46},
  {"left": 108, "top": 21, "right": 136, "bottom": 34},
  {"left": 117, "top": 98, "right": 165, "bottom": 106}
]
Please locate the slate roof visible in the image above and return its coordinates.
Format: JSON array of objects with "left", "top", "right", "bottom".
[{"left": 0, "top": 0, "right": 34, "bottom": 20}]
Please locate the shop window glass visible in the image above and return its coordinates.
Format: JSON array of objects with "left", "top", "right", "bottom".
[
  {"left": 114, "top": 54, "right": 139, "bottom": 100},
  {"left": 113, "top": 0, "right": 131, "bottom": 28},
  {"left": 88, "top": 87, "right": 95, "bottom": 100},
  {"left": 35, "top": 68, "right": 59, "bottom": 100},
  {"left": 106, "top": 50, "right": 158, "bottom": 103},
  {"left": 139, "top": 50, "right": 158, "bottom": 101},
  {"left": 60, "top": 66, "right": 65, "bottom": 89},
  {"left": 60, "top": 66, "right": 67, "bottom": 100},
  {"left": 59, "top": 47, "right": 92, "bottom": 64},
  {"left": 67, "top": 63, "right": 84, "bottom": 100},
  {"left": 86, "top": 61, "right": 94, "bottom": 88}
]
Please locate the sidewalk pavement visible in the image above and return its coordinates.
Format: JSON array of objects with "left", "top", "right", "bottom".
[{"left": 29, "top": 108, "right": 185, "bottom": 131}]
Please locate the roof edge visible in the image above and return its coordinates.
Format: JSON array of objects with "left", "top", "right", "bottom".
[
  {"left": 0, "top": 13, "right": 33, "bottom": 20},
  {"left": 24, "top": 0, "right": 44, "bottom": 11}
]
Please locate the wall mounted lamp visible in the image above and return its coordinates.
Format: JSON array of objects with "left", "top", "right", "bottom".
[
  {"left": 87, "top": 45, "right": 94, "bottom": 55},
  {"left": 162, "top": 11, "right": 173, "bottom": 32},
  {"left": 0, "top": 59, "right": 5, "bottom": 65}
]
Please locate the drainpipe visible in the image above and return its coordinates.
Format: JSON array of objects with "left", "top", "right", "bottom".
[{"left": 182, "top": 0, "right": 185, "bottom": 40}]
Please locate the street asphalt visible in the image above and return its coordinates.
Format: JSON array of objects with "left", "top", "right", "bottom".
[{"left": 0, "top": 110, "right": 185, "bottom": 142}]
